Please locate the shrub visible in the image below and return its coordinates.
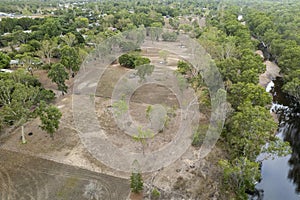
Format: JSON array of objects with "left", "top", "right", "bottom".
[
  {"left": 119, "top": 53, "right": 150, "bottom": 69},
  {"left": 130, "top": 172, "right": 143, "bottom": 193},
  {"left": 162, "top": 32, "right": 178, "bottom": 42},
  {"left": 118, "top": 53, "right": 136, "bottom": 68},
  {"left": 191, "top": 125, "right": 207, "bottom": 147},
  {"left": 151, "top": 188, "right": 160, "bottom": 199}
]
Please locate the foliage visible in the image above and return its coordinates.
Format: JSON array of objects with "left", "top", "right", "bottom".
[
  {"left": 0, "top": 52, "right": 11, "bottom": 69},
  {"left": 158, "top": 50, "right": 169, "bottom": 64},
  {"left": 225, "top": 101, "right": 277, "bottom": 160},
  {"left": 0, "top": 69, "right": 56, "bottom": 134},
  {"left": 47, "top": 63, "right": 69, "bottom": 95},
  {"left": 133, "top": 127, "right": 154, "bottom": 154},
  {"left": 60, "top": 46, "right": 81, "bottom": 75},
  {"left": 175, "top": 72, "right": 188, "bottom": 92},
  {"left": 112, "top": 98, "right": 128, "bottom": 117},
  {"left": 151, "top": 188, "right": 160, "bottom": 199},
  {"left": 149, "top": 23, "right": 163, "bottom": 42},
  {"left": 36, "top": 101, "right": 62, "bottom": 139},
  {"left": 191, "top": 125, "right": 208, "bottom": 147},
  {"left": 145, "top": 105, "right": 153, "bottom": 120},
  {"left": 61, "top": 32, "right": 77, "bottom": 47},
  {"left": 0, "top": 1, "right": 297, "bottom": 198},
  {"left": 40, "top": 18, "right": 62, "bottom": 38},
  {"left": 177, "top": 60, "right": 190, "bottom": 74},
  {"left": 282, "top": 78, "right": 300, "bottom": 100},
  {"left": 228, "top": 82, "right": 272, "bottom": 109},
  {"left": 133, "top": 127, "right": 154, "bottom": 145},
  {"left": 130, "top": 172, "right": 143, "bottom": 193},
  {"left": 118, "top": 53, "right": 150, "bottom": 69},
  {"left": 118, "top": 53, "right": 136, "bottom": 69},
  {"left": 219, "top": 157, "right": 261, "bottom": 200},
  {"left": 135, "top": 64, "right": 154, "bottom": 82},
  {"left": 38, "top": 39, "right": 57, "bottom": 64}
]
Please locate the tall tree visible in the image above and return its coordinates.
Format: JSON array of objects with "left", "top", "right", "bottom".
[
  {"left": 37, "top": 101, "right": 62, "bottom": 139},
  {"left": 60, "top": 46, "right": 81, "bottom": 76},
  {"left": 48, "top": 63, "right": 69, "bottom": 95},
  {"left": 61, "top": 32, "right": 77, "bottom": 47},
  {"left": 0, "top": 81, "right": 39, "bottom": 143},
  {"left": 38, "top": 40, "right": 57, "bottom": 65},
  {"left": 0, "top": 52, "right": 11, "bottom": 69}
]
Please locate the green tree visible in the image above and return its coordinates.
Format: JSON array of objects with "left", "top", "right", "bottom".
[
  {"left": 48, "top": 63, "right": 69, "bottom": 95},
  {"left": 162, "top": 31, "right": 178, "bottom": 42},
  {"left": 0, "top": 52, "right": 11, "bottom": 69},
  {"left": 118, "top": 53, "right": 136, "bottom": 68},
  {"left": 61, "top": 32, "right": 77, "bottom": 47},
  {"left": 283, "top": 78, "right": 300, "bottom": 100},
  {"left": 16, "top": 53, "right": 41, "bottom": 75},
  {"left": 278, "top": 46, "right": 300, "bottom": 74},
  {"left": 225, "top": 101, "right": 277, "bottom": 160},
  {"left": 75, "top": 17, "right": 89, "bottom": 28},
  {"left": 238, "top": 69, "right": 259, "bottom": 84},
  {"left": 41, "top": 18, "right": 62, "bottom": 38},
  {"left": 0, "top": 79, "right": 39, "bottom": 143},
  {"left": 37, "top": 101, "right": 62, "bottom": 139},
  {"left": 177, "top": 60, "right": 190, "bottom": 74},
  {"left": 134, "top": 57, "right": 151, "bottom": 67},
  {"left": 169, "top": 17, "right": 180, "bottom": 29},
  {"left": 135, "top": 64, "right": 154, "bottom": 82},
  {"left": 133, "top": 127, "right": 154, "bottom": 155},
  {"left": 118, "top": 53, "right": 150, "bottom": 69},
  {"left": 240, "top": 50, "right": 266, "bottom": 74},
  {"left": 39, "top": 39, "right": 57, "bottom": 65},
  {"left": 228, "top": 82, "right": 272, "bottom": 109},
  {"left": 158, "top": 50, "right": 169, "bottom": 64},
  {"left": 219, "top": 157, "right": 261, "bottom": 200},
  {"left": 216, "top": 57, "right": 240, "bottom": 83},
  {"left": 61, "top": 46, "right": 81, "bottom": 76},
  {"left": 149, "top": 22, "right": 163, "bottom": 42}
]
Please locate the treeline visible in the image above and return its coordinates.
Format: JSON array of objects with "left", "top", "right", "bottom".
[
  {"left": 198, "top": 6, "right": 290, "bottom": 199},
  {"left": 0, "top": 0, "right": 185, "bottom": 138},
  {"left": 243, "top": 1, "right": 300, "bottom": 101}
]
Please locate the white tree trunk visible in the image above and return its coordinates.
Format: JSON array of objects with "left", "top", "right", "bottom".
[{"left": 21, "top": 125, "right": 27, "bottom": 144}]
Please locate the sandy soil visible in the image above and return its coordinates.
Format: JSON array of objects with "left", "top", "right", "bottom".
[
  {"left": 0, "top": 149, "right": 129, "bottom": 200},
  {"left": 259, "top": 60, "right": 281, "bottom": 88},
  {"left": 0, "top": 43, "right": 224, "bottom": 200}
]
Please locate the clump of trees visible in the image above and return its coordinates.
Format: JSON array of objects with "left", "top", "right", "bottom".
[
  {"left": 244, "top": 5, "right": 300, "bottom": 102},
  {"left": 199, "top": 8, "right": 291, "bottom": 199},
  {"left": 0, "top": 69, "right": 61, "bottom": 140},
  {"left": 162, "top": 31, "right": 178, "bottom": 42},
  {"left": 118, "top": 52, "right": 150, "bottom": 69}
]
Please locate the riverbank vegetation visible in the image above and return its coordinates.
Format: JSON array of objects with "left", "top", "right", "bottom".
[{"left": 242, "top": 1, "right": 300, "bottom": 103}]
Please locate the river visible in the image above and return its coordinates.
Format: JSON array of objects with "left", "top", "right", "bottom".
[{"left": 253, "top": 77, "right": 300, "bottom": 200}]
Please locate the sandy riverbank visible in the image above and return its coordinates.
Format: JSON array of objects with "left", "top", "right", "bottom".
[{"left": 259, "top": 60, "right": 281, "bottom": 87}]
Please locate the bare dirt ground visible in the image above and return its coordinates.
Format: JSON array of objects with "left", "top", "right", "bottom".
[
  {"left": 0, "top": 43, "right": 225, "bottom": 199},
  {"left": 0, "top": 149, "right": 129, "bottom": 200},
  {"left": 93, "top": 48, "right": 225, "bottom": 199}
]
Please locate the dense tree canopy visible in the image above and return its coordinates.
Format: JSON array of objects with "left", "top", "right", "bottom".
[{"left": 0, "top": 52, "right": 11, "bottom": 69}]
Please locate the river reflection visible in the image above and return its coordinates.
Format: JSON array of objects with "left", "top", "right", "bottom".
[{"left": 254, "top": 78, "right": 300, "bottom": 200}]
